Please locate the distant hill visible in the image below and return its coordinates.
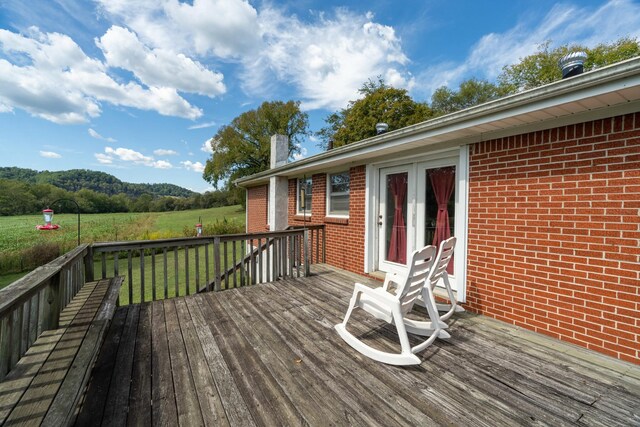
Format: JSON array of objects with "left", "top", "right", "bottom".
[{"left": 0, "top": 167, "right": 196, "bottom": 198}]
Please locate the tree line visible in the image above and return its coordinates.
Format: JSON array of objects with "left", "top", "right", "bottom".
[
  {"left": 0, "top": 167, "right": 195, "bottom": 198},
  {"left": 0, "top": 178, "right": 240, "bottom": 216}
]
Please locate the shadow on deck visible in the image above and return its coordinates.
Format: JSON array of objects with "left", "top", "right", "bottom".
[{"left": 77, "top": 265, "right": 640, "bottom": 426}]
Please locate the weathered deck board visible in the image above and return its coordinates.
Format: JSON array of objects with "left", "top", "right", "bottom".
[
  {"left": 78, "top": 264, "right": 640, "bottom": 426},
  {"left": 127, "top": 303, "right": 152, "bottom": 426}
]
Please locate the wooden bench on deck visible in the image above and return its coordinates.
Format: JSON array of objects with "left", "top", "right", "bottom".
[{"left": 0, "top": 277, "right": 123, "bottom": 426}]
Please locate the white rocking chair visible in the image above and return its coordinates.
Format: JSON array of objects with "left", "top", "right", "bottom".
[
  {"left": 335, "top": 244, "right": 450, "bottom": 366},
  {"left": 416, "top": 236, "right": 464, "bottom": 322}
]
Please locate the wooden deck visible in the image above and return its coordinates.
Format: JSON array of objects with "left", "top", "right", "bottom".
[{"left": 77, "top": 265, "right": 640, "bottom": 426}]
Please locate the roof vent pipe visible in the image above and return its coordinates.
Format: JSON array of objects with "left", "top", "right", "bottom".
[
  {"left": 376, "top": 122, "right": 389, "bottom": 135},
  {"left": 559, "top": 51, "right": 587, "bottom": 79}
]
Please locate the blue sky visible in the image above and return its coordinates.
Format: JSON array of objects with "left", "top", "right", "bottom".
[{"left": 1, "top": 0, "right": 639, "bottom": 192}]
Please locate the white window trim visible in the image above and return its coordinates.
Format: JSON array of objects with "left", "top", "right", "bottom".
[
  {"left": 326, "top": 171, "right": 350, "bottom": 218},
  {"left": 296, "top": 177, "right": 312, "bottom": 216}
]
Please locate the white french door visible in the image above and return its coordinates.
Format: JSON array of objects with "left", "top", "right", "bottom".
[{"left": 376, "top": 158, "right": 462, "bottom": 292}]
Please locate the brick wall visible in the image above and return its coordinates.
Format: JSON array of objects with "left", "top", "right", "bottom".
[
  {"left": 289, "top": 166, "right": 367, "bottom": 273},
  {"left": 467, "top": 113, "right": 640, "bottom": 363},
  {"left": 246, "top": 184, "right": 268, "bottom": 232}
]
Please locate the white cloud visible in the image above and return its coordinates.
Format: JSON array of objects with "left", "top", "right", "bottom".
[
  {"left": 39, "top": 150, "right": 61, "bottom": 158},
  {"left": 246, "top": 8, "right": 414, "bottom": 110},
  {"left": 181, "top": 160, "right": 205, "bottom": 172},
  {"left": 0, "top": 27, "right": 203, "bottom": 124},
  {"left": 153, "top": 160, "right": 173, "bottom": 169},
  {"left": 97, "top": 26, "right": 225, "bottom": 97},
  {"left": 94, "top": 1, "right": 413, "bottom": 111},
  {"left": 88, "top": 128, "right": 116, "bottom": 142},
  {"left": 415, "top": 0, "right": 640, "bottom": 97},
  {"left": 188, "top": 121, "right": 216, "bottom": 130},
  {"left": 105, "top": 146, "right": 153, "bottom": 164},
  {"left": 201, "top": 138, "right": 214, "bottom": 154},
  {"left": 95, "top": 0, "right": 260, "bottom": 58},
  {"left": 98, "top": 146, "right": 174, "bottom": 169},
  {"left": 154, "top": 149, "right": 178, "bottom": 156},
  {"left": 95, "top": 153, "right": 113, "bottom": 164}
]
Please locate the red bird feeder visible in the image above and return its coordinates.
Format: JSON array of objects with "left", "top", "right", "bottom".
[{"left": 36, "top": 208, "right": 60, "bottom": 230}]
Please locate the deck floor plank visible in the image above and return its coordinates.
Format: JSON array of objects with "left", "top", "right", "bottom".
[
  {"left": 200, "top": 292, "right": 303, "bottom": 426},
  {"left": 163, "top": 299, "right": 204, "bottom": 426},
  {"left": 74, "top": 305, "right": 128, "bottom": 426},
  {"left": 174, "top": 298, "right": 229, "bottom": 427},
  {"left": 102, "top": 304, "right": 139, "bottom": 427},
  {"left": 79, "top": 264, "right": 640, "bottom": 427},
  {"left": 251, "top": 281, "right": 441, "bottom": 427},
  {"left": 150, "top": 300, "right": 178, "bottom": 426},
  {"left": 221, "top": 286, "right": 366, "bottom": 426},
  {"left": 127, "top": 303, "right": 152, "bottom": 427},
  {"left": 183, "top": 296, "right": 256, "bottom": 427}
]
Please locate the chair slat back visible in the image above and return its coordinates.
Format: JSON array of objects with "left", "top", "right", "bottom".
[
  {"left": 398, "top": 245, "right": 437, "bottom": 315},
  {"left": 426, "top": 237, "right": 457, "bottom": 291}
]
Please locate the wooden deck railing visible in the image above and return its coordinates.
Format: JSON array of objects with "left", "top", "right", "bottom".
[
  {"left": 89, "top": 225, "right": 325, "bottom": 305},
  {"left": 0, "top": 226, "right": 325, "bottom": 379},
  {"left": 0, "top": 245, "right": 88, "bottom": 381}
]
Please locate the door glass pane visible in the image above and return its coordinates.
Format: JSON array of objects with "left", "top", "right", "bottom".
[
  {"left": 425, "top": 166, "right": 455, "bottom": 273},
  {"left": 385, "top": 172, "right": 408, "bottom": 264}
]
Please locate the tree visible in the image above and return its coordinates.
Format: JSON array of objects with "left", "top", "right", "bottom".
[
  {"left": 317, "top": 78, "right": 433, "bottom": 149},
  {"left": 427, "top": 37, "right": 639, "bottom": 117},
  {"left": 498, "top": 37, "right": 640, "bottom": 92},
  {"left": 203, "top": 100, "right": 309, "bottom": 187},
  {"left": 0, "top": 179, "right": 37, "bottom": 215},
  {"left": 431, "top": 78, "right": 508, "bottom": 116}
]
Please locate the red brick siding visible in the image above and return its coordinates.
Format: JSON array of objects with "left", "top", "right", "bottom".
[
  {"left": 289, "top": 166, "right": 367, "bottom": 273},
  {"left": 467, "top": 113, "right": 640, "bottom": 364},
  {"left": 246, "top": 184, "right": 268, "bottom": 232}
]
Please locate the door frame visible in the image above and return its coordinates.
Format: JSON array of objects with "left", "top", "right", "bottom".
[{"left": 364, "top": 146, "right": 469, "bottom": 302}]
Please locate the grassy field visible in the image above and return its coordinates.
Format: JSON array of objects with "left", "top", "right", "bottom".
[{"left": 0, "top": 205, "right": 245, "bottom": 289}]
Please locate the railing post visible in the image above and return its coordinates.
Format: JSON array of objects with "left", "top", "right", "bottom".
[
  {"left": 46, "top": 274, "right": 61, "bottom": 330},
  {"left": 303, "top": 229, "right": 310, "bottom": 277},
  {"left": 214, "top": 237, "right": 221, "bottom": 292},
  {"left": 0, "top": 316, "right": 10, "bottom": 380},
  {"left": 84, "top": 245, "right": 94, "bottom": 282},
  {"left": 322, "top": 227, "right": 326, "bottom": 263}
]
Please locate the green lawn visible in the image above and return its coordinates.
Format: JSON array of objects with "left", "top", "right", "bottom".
[
  {"left": 151, "top": 205, "right": 244, "bottom": 235},
  {"left": 0, "top": 205, "right": 246, "bottom": 288}
]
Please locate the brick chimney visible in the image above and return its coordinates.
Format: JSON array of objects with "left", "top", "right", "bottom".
[{"left": 269, "top": 134, "right": 289, "bottom": 231}]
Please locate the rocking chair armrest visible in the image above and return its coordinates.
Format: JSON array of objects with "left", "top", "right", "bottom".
[
  {"left": 353, "top": 283, "right": 396, "bottom": 304},
  {"left": 382, "top": 271, "right": 408, "bottom": 292}
]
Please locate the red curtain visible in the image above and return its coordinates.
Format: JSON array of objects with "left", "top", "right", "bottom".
[
  {"left": 429, "top": 167, "right": 455, "bottom": 272},
  {"left": 387, "top": 174, "right": 407, "bottom": 264}
]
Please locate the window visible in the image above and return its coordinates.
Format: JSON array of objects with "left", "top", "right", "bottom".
[
  {"left": 297, "top": 177, "right": 312, "bottom": 214},
  {"left": 327, "top": 172, "right": 350, "bottom": 216}
]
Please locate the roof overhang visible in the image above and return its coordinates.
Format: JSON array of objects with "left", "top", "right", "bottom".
[{"left": 236, "top": 57, "right": 640, "bottom": 187}]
